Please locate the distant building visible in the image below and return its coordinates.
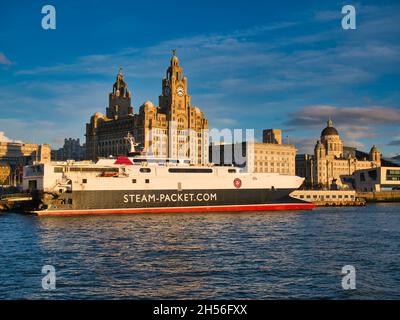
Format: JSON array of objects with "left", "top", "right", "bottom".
[
  {"left": 86, "top": 51, "right": 209, "bottom": 164},
  {"left": 263, "top": 129, "right": 282, "bottom": 144},
  {"left": 296, "top": 154, "right": 313, "bottom": 185},
  {"left": 210, "top": 139, "right": 296, "bottom": 175},
  {"left": 0, "top": 142, "right": 51, "bottom": 186},
  {"left": 295, "top": 118, "right": 382, "bottom": 189},
  {"left": 0, "top": 142, "right": 51, "bottom": 165},
  {"left": 52, "top": 138, "right": 86, "bottom": 161}
]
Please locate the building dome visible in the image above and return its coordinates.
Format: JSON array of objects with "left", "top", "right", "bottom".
[
  {"left": 321, "top": 117, "right": 339, "bottom": 137},
  {"left": 321, "top": 126, "right": 339, "bottom": 136}
]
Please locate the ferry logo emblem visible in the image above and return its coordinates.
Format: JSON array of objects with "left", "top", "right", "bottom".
[{"left": 233, "top": 178, "right": 242, "bottom": 188}]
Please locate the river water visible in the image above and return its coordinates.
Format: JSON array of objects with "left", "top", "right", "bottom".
[{"left": 0, "top": 204, "right": 399, "bottom": 299}]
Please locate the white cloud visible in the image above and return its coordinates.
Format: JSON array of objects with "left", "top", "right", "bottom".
[
  {"left": 285, "top": 105, "right": 400, "bottom": 154},
  {"left": 288, "top": 137, "right": 317, "bottom": 154},
  {"left": 286, "top": 105, "right": 400, "bottom": 128},
  {"left": 4, "top": 3, "right": 400, "bottom": 153},
  {"left": 0, "top": 131, "right": 12, "bottom": 142},
  {"left": 0, "top": 131, "right": 22, "bottom": 143}
]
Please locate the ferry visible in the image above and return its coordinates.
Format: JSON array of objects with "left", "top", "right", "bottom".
[{"left": 22, "top": 141, "right": 314, "bottom": 216}]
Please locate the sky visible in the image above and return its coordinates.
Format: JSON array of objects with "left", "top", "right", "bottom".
[{"left": 0, "top": 0, "right": 400, "bottom": 157}]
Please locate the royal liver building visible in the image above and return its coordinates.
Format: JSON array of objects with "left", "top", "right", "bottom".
[{"left": 85, "top": 51, "right": 209, "bottom": 164}]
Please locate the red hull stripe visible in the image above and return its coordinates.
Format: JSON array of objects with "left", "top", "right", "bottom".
[{"left": 34, "top": 203, "right": 315, "bottom": 216}]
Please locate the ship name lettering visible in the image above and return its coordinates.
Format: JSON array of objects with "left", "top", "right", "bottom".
[{"left": 123, "top": 193, "right": 217, "bottom": 203}]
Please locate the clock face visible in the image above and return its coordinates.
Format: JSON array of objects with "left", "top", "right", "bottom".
[
  {"left": 176, "top": 86, "right": 184, "bottom": 97},
  {"left": 164, "top": 87, "right": 171, "bottom": 96}
]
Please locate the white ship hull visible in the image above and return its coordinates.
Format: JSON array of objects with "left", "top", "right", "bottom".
[{"left": 23, "top": 157, "right": 314, "bottom": 216}]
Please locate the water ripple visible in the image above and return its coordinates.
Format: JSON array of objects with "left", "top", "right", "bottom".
[{"left": 0, "top": 204, "right": 399, "bottom": 299}]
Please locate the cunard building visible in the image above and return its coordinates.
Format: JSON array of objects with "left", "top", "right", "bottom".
[{"left": 86, "top": 51, "right": 209, "bottom": 164}]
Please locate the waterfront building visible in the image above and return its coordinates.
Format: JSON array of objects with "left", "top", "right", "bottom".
[
  {"left": 349, "top": 167, "right": 400, "bottom": 192},
  {"left": 85, "top": 51, "right": 209, "bottom": 164},
  {"left": 210, "top": 139, "right": 296, "bottom": 175},
  {"left": 295, "top": 118, "right": 382, "bottom": 189},
  {"left": 52, "top": 138, "right": 86, "bottom": 161},
  {"left": 0, "top": 142, "right": 51, "bottom": 186}
]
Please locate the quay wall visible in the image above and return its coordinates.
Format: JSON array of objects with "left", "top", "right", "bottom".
[{"left": 356, "top": 191, "right": 400, "bottom": 202}]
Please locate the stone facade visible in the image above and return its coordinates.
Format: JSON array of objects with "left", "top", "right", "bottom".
[
  {"left": 251, "top": 142, "right": 296, "bottom": 174},
  {"left": 0, "top": 142, "right": 51, "bottom": 165},
  {"left": 52, "top": 138, "right": 86, "bottom": 161},
  {"left": 210, "top": 140, "right": 296, "bottom": 175},
  {"left": 0, "top": 142, "right": 51, "bottom": 186},
  {"left": 86, "top": 52, "right": 209, "bottom": 164},
  {"left": 296, "top": 118, "right": 381, "bottom": 189}
]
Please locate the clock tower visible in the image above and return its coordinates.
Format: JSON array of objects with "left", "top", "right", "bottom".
[
  {"left": 86, "top": 51, "right": 209, "bottom": 164},
  {"left": 159, "top": 50, "right": 191, "bottom": 128},
  {"left": 156, "top": 50, "right": 208, "bottom": 164}
]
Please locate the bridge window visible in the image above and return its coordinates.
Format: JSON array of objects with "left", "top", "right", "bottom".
[{"left": 387, "top": 169, "right": 400, "bottom": 181}]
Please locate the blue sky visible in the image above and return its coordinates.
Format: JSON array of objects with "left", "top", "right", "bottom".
[{"left": 1, "top": 0, "right": 400, "bottom": 156}]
